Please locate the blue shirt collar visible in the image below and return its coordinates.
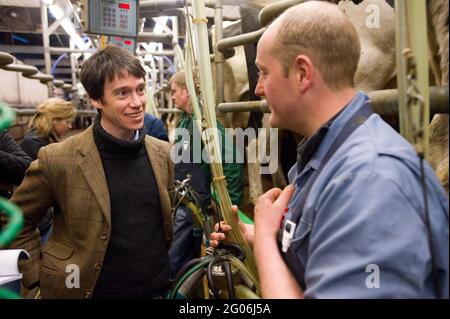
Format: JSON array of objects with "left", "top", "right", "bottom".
[{"left": 292, "top": 91, "right": 370, "bottom": 180}]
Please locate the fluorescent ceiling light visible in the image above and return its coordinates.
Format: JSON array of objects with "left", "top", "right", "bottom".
[{"left": 48, "top": 3, "right": 88, "bottom": 50}]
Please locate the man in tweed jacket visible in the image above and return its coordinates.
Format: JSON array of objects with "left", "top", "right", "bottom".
[{"left": 5, "top": 46, "right": 174, "bottom": 298}]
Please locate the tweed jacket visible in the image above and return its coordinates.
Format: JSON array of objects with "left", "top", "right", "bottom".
[{"left": 8, "top": 126, "right": 174, "bottom": 298}]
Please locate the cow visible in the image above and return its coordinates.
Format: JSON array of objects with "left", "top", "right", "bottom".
[{"left": 210, "top": 0, "right": 449, "bottom": 199}]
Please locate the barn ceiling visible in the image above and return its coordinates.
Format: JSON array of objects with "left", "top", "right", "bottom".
[{"left": 0, "top": 0, "right": 245, "bottom": 85}]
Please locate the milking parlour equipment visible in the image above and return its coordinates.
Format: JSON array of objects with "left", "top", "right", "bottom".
[
  {"left": 169, "top": 174, "right": 260, "bottom": 299},
  {"left": 0, "top": 102, "right": 24, "bottom": 299},
  {"left": 165, "top": 0, "right": 260, "bottom": 299}
]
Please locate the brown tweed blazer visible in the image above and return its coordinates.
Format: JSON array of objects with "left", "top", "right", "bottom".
[{"left": 8, "top": 126, "right": 174, "bottom": 298}]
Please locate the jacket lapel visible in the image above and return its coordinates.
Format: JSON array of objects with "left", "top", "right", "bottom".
[
  {"left": 77, "top": 126, "right": 111, "bottom": 229},
  {"left": 145, "top": 138, "right": 166, "bottom": 201},
  {"left": 144, "top": 138, "right": 171, "bottom": 234}
]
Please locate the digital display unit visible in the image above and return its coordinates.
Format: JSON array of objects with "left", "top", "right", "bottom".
[{"left": 82, "top": 0, "right": 138, "bottom": 38}]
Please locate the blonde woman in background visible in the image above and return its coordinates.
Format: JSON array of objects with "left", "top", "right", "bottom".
[
  {"left": 20, "top": 98, "right": 75, "bottom": 244},
  {"left": 20, "top": 98, "right": 75, "bottom": 160}
]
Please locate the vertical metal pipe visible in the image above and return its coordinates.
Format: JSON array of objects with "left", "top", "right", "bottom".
[
  {"left": 158, "top": 55, "right": 165, "bottom": 108},
  {"left": 406, "top": 0, "right": 430, "bottom": 157},
  {"left": 395, "top": 0, "right": 430, "bottom": 157},
  {"left": 40, "top": 1, "right": 52, "bottom": 97},
  {"left": 214, "top": 0, "right": 225, "bottom": 123},
  {"left": 395, "top": 0, "right": 410, "bottom": 140},
  {"left": 69, "top": 38, "right": 77, "bottom": 86},
  {"left": 172, "top": 16, "right": 185, "bottom": 70},
  {"left": 172, "top": 15, "right": 179, "bottom": 44}
]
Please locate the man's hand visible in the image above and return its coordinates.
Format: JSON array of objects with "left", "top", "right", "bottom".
[
  {"left": 254, "top": 185, "right": 295, "bottom": 239},
  {"left": 209, "top": 205, "right": 254, "bottom": 247}
]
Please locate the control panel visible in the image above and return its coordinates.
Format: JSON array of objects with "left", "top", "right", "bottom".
[
  {"left": 108, "top": 36, "right": 137, "bottom": 55},
  {"left": 81, "top": 0, "right": 138, "bottom": 37}
]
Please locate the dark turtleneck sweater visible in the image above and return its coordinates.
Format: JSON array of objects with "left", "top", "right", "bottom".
[{"left": 92, "top": 116, "right": 169, "bottom": 299}]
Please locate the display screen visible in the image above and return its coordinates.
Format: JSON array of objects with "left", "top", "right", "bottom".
[{"left": 118, "top": 3, "right": 130, "bottom": 10}]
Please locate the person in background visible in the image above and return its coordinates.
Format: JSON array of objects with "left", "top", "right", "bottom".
[
  {"left": 19, "top": 98, "right": 75, "bottom": 244},
  {"left": 143, "top": 112, "right": 169, "bottom": 142},
  {"left": 1, "top": 130, "right": 32, "bottom": 232},
  {"left": 0, "top": 129, "right": 32, "bottom": 295},
  {"left": 20, "top": 98, "right": 75, "bottom": 160},
  {"left": 0, "top": 130, "right": 31, "bottom": 197},
  {"left": 168, "top": 70, "right": 244, "bottom": 278}
]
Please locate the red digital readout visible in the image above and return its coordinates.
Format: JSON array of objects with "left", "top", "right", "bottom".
[
  {"left": 118, "top": 3, "right": 130, "bottom": 10},
  {"left": 124, "top": 40, "right": 132, "bottom": 45}
]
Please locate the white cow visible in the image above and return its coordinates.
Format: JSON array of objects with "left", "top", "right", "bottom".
[{"left": 214, "top": 0, "right": 449, "bottom": 193}]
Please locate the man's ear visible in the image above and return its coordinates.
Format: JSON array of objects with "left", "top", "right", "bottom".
[
  {"left": 90, "top": 98, "right": 103, "bottom": 110},
  {"left": 294, "top": 54, "right": 313, "bottom": 93}
]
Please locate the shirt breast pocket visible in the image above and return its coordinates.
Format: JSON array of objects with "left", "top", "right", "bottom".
[{"left": 291, "top": 218, "right": 313, "bottom": 254}]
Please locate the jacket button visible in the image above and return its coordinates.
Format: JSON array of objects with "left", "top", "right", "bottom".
[
  {"left": 84, "top": 291, "right": 92, "bottom": 299},
  {"left": 94, "top": 263, "right": 101, "bottom": 270},
  {"left": 100, "top": 234, "right": 108, "bottom": 241}
]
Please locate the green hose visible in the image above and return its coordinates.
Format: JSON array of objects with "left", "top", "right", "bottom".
[
  {"left": 0, "top": 288, "right": 21, "bottom": 299},
  {"left": 211, "top": 188, "right": 254, "bottom": 225},
  {"left": 0, "top": 101, "right": 24, "bottom": 299},
  {"left": 0, "top": 102, "right": 23, "bottom": 248},
  {"left": 0, "top": 102, "right": 15, "bottom": 131},
  {"left": 169, "top": 257, "right": 213, "bottom": 299},
  {"left": 0, "top": 198, "right": 23, "bottom": 248}
]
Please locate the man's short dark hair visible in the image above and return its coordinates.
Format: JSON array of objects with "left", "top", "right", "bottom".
[{"left": 80, "top": 46, "right": 146, "bottom": 101}]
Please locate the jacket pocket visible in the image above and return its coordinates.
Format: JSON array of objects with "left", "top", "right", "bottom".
[
  {"left": 41, "top": 241, "right": 75, "bottom": 273},
  {"left": 43, "top": 241, "right": 74, "bottom": 260}
]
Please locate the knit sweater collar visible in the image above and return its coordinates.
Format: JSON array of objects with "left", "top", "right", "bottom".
[{"left": 93, "top": 115, "right": 145, "bottom": 155}]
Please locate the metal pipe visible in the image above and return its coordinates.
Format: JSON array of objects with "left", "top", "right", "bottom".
[
  {"left": 0, "top": 52, "right": 14, "bottom": 66},
  {"left": 156, "top": 108, "right": 182, "bottom": 114},
  {"left": 53, "top": 79, "right": 65, "bottom": 88},
  {"left": 40, "top": 1, "right": 52, "bottom": 96},
  {"left": 406, "top": 0, "right": 430, "bottom": 156},
  {"left": 140, "top": 0, "right": 187, "bottom": 11},
  {"left": 0, "top": 64, "right": 38, "bottom": 76},
  {"left": 140, "top": 0, "right": 215, "bottom": 10},
  {"left": 140, "top": 8, "right": 185, "bottom": 19},
  {"left": 259, "top": 0, "right": 304, "bottom": 27},
  {"left": 69, "top": 38, "right": 77, "bottom": 87},
  {"left": 49, "top": 47, "right": 96, "bottom": 54},
  {"left": 62, "top": 84, "right": 75, "bottom": 91},
  {"left": 25, "top": 73, "right": 54, "bottom": 83},
  {"left": 158, "top": 57, "right": 165, "bottom": 108},
  {"left": 214, "top": 0, "right": 225, "bottom": 121},
  {"left": 138, "top": 32, "right": 173, "bottom": 43},
  {"left": 216, "top": 28, "right": 265, "bottom": 53},
  {"left": 218, "top": 86, "right": 449, "bottom": 115},
  {"left": 172, "top": 16, "right": 186, "bottom": 70},
  {"left": 13, "top": 109, "right": 97, "bottom": 116},
  {"left": 138, "top": 50, "right": 175, "bottom": 56},
  {"left": 172, "top": 15, "right": 179, "bottom": 44},
  {"left": 218, "top": 100, "right": 269, "bottom": 113}
]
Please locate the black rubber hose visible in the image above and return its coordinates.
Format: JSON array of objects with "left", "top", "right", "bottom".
[
  {"left": 171, "top": 257, "right": 204, "bottom": 289},
  {"left": 222, "top": 260, "right": 235, "bottom": 299},
  {"left": 218, "top": 242, "right": 246, "bottom": 261},
  {"left": 206, "top": 256, "right": 223, "bottom": 299}
]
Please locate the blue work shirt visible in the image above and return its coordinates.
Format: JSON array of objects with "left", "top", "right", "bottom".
[
  {"left": 285, "top": 92, "right": 449, "bottom": 298},
  {"left": 143, "top": 113, "right": 169, "bottom": 142}
]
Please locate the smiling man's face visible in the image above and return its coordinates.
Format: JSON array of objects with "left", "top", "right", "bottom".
[{"left": 91, "top": 71, "right": 146, "bottom": 140}]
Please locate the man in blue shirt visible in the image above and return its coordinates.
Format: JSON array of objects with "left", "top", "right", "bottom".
[
  {"left": 210, "top": 1, "right": 449, "bottom": 298},
  {"left": 143, "top": 112, "right": 169, "bottom": 142}
]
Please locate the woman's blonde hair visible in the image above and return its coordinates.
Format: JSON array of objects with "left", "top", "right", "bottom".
[{"left": 29, "top": 98, "right": 76, "bottom": 142}]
